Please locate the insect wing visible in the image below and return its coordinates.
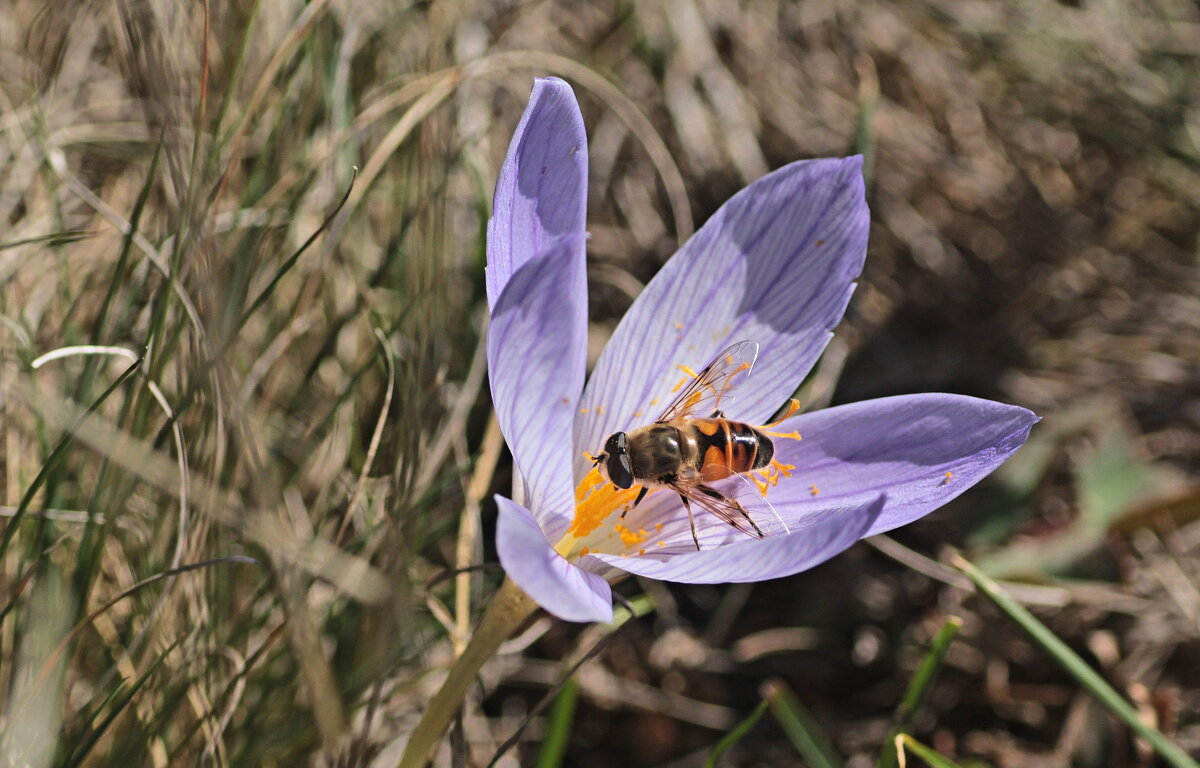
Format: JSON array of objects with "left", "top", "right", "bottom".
[
  {"left": 655, "top": 340, "right": 759, "bottom": 423},
  {"left": 670, "top": 479, "right": 764, "bottom": 539}
]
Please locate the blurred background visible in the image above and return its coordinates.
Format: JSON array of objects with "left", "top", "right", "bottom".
[{"left": 1, "top": 0, "right": 1198, "bottom": 765}]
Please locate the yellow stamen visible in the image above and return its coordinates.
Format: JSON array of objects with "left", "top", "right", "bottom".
[
  {"left": 574, "top": 467, "right": 607, "bottom": 502},
  {"left": 566, "top": 468, "right": 645, "bottom": 542},
  {"left": 763, "top": 429, "right": 802, "bottom": 441},
  {"left": 764, "top": 398, "right": 802, "bottom": 429},
  {"left": 751, "top": 457, "right": 797, "bottom": 497},
  {"left": 670, "top": 364, "right": 701, "bottom": 394},
  {"left": 771, "top": 458, "right": 795, "bottom": 478}
]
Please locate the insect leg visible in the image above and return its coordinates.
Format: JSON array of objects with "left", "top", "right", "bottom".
[
  {"left": 621, "top": 485, "right": 650, "bottom": 518},
  {"left": 677, "top": 492, "right": 701, "bottom": 550},
  {"left": 697, "top": 483, "right": 765, "bottom": 538}
]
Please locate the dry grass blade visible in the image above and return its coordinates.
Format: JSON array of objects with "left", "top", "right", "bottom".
[
  {"left": 3, "top": 0, "right": 1199, "bottom": 764},
  {"left": 338, "top": 328, "right": 396, "bottom": 545}
]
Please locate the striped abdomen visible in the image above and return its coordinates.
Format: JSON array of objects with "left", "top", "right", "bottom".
[{"left": 687, "top": 418, "right": 774, "bottom": 482}]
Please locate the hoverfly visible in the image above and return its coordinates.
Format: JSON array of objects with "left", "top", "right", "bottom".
[{"left": 590, "top": 341, "right": 776, "bottom": 550}]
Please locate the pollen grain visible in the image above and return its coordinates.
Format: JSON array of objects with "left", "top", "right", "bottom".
[
  {"left": 569, "top": 468, "right": 644, "bottom": 540},
  {"left": 614, "top": 524, "right": 649, "bottom": 548}
]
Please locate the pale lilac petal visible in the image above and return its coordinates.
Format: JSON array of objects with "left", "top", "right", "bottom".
[
  {"left": 603, "top": 476, "right": 797, "bottom": 554},
  {"left": 765, "top": 394, "right": 1037, "bottom": 536},
  {"left": 613, "top": 394, "right": 1035, "bottom": 552},
  {"left": 495, "top": 496, "right": 614, "bottom": 623},
  {"left": 575, "top": 157, "right": 868, "bottom": 475},
  {"left": 487, "top": 77, "right": 588, "bottom": 310},
  {"left": 488, "top": 235, "right": 587, "bottom": 537},
  {"left": 588, "top": 496, "right": 884, "bottom": 583}
]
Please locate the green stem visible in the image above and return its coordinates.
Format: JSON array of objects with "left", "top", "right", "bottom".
[
  {"left": 953, "top": 554, "right": 1198, "bottom": 768},
  {"left": 878, "top": 616, "right": 962, "bottom": 768},
  {"left": 398, "top": 578, "right": 537, "bottom": 768}
]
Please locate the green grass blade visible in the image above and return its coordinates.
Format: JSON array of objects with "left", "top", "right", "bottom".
[
  {"left": 853, "top": 59, "right": 878, "bottom": 190},
  {"left": 953, "top": 554, "right": 1198, "bottom": 768},
  {"left": 762, "top": 679, "right": 843, "bottom": 768},
  {"left": 0, "top": 357, "right": 142, "bottom": 560},
  {"left": 89, "top": 138, "right": 162, "bottom": 348},
  {"left": 704, "top": 700, "right": 767, "bottom": 768},
  {"left": 0, "top": 230, "right": 92, "bottom": 250},
  {"left": 893, "top": 734, "right": 964, "bottom": 768},
  {"left": 878, "top": 616, "right": 962, "bottom": 768},
  {"left": 61, "top": 634, "right": 185, "bottom": 767},
  {"left": 236, "top": 168, "right": 356, "bottom": 331},
  {"left": 534, "top": 678, "right": 578, "bottom": 768},
  {"left": 486, "top": 594, "right": 655, "bottom": 768}
]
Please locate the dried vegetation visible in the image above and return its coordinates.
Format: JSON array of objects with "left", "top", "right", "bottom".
[{"left": 0, "top": 0, "right": 1197, "bottom": 765}]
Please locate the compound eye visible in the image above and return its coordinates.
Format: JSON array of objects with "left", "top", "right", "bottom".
[
  {"left": 604, "top": 432, "right": 626, "bottom": 454},
  {"left": 606, "top": 452, "right": 634, "bottom": 489}
]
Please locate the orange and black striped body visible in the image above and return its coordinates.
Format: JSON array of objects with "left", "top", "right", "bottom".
[
  {"left": 682, "top": 418, "right": 775, "bottom": 483},
  {"left": 607, "top": 418, "right": 774, "bottom": 490}
]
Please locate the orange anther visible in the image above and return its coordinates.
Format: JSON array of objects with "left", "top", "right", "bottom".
[{"left": 763, "top": 399, "right": 802, "bottom": 429}]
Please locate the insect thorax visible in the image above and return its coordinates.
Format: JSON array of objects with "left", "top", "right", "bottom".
[{"left": 627, "top": 424, "right": 686, "bottom": 481}]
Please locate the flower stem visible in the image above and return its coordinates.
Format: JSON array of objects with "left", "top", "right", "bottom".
[{"left": 397, "top": 577, "right": 537, "bottom": 768}]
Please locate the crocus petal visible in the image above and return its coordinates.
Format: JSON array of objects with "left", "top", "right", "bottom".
[
  {"left": 488, "top": 234, "right": 588, "bottom": 537},
  {"left": 487, "top": 77, "right": 588, "bottom": 311},
  {"left": 575, "top": 157, "right": 868, "bottom": 475},
  {"left": 588, "top": 496, "right": 884, "bottom": 583},
  {"left": 608, "top": 393, "right": 1035, "bottom": 554},
  {"left": 496, "top": 496, "right": 614, "bottom": 623},
  {"left": 765, "top": 394, "right": 1037, "bottom": 537},
  {"left": 608, "top": 477, "right": 800, "bottom": 553}
]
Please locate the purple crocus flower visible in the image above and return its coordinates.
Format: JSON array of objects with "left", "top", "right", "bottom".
[{"left": 486, "top": 78, "right": 1036, "bottom": 624}]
